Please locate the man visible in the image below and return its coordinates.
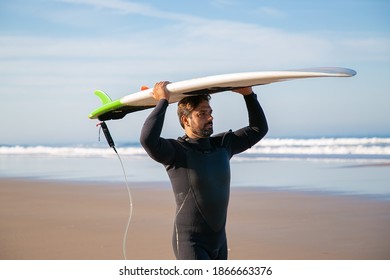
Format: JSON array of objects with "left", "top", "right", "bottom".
[{"left": 140, "top": 81, "right": 268, "bottom": 260}]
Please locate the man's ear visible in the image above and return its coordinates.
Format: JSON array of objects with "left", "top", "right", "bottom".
[{"left": 182, "top": 115, "right": 190, "bottom": 127}]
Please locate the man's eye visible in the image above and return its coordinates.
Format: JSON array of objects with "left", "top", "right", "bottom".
[{"left": 197, "top": 111, "right": 212, "bottom": 118}]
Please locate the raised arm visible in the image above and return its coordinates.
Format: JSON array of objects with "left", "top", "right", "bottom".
[
  {"left": 229, "top": 87, "right": 268, "bottom": 154},
  {"left": 139, "top": 82, "right": 176, "bottom": 165}
]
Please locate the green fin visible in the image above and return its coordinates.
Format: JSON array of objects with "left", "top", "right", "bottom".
[{"left": 94, "top": 90, "right": 112, "bottom": 105}]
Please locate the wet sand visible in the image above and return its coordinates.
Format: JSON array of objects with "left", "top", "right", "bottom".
[{"left": 0, "top": 179, "right": 389, "bottom": 260}]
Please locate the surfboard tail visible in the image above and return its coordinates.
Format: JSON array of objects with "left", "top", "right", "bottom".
[
  {"left": 89, "top": 89, "right": 154, "bottom": 120},
  {"left": 89, "top": 90, "right": 123, "bottom": 120}
]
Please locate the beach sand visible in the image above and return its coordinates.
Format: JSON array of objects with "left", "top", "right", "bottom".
[{"left": 0, "top": 179, "right": 389, "bottom": 260}]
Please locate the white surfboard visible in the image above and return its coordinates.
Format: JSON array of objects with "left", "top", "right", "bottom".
[{"left": 89, "top": 67, "right": 356, "bottom": 121}]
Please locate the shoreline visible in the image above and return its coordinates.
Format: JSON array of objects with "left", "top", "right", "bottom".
[
  {"left": 2, "top": 175, "right": 389, "bottom": 202},
  {"left": 0, "top": 178, "right": 389, "bottom": 260}
]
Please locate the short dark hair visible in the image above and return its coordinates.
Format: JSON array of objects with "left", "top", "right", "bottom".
[{"left": 177, "top": 94, "right": 211, "bottom": 128}]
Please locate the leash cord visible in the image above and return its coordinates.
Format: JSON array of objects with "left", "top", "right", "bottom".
[
  {"left": 98, "top": 121, "right": 133, "bottom": 260},
  {"left": 115, "top": 150, "right": 133, "bottom": 260}
]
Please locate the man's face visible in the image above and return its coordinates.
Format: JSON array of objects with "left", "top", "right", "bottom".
[{"left": 185, "top": 100, "right": 213, "bottom": 138}]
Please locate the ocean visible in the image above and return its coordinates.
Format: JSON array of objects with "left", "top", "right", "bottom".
[{"left": 1, "top": 137, "right": 389, "bottom": 200}]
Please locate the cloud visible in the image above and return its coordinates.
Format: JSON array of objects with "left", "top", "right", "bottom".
[
  {"left": 58, "top": 0, "right": 155, "bottom": 14},
  {"left": 17, "top": 0, "right": 378, "bottom": 69},
  {"left": 5, "top": 15, "right": 382, "bottom": 98},
  {"left": 57, "top": 0, "right": 201, "bottom": 22},
  {"left": 254, "top": 6, "right": 287, "bottom": 18},
  {"left": 1, "top": 0, "right": 388, "bottom": 144},
  {"left": 0, "top": 25, "right": 335, "bottom": 89},
  {"left": 210, "top": 0, "right": 240, "bottom": 8},
  {"left": 45, "top": 0, "right": 379, "bottom": 69},
  {"left": 2, "top": 0, "right": 387, "bottom": 96},
  {"left": 338, "top": 37, "right": 390, "bottom": 62}
]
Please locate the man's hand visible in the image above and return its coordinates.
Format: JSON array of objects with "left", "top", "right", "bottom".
[
  {"left": 152, "top": 81, "right": 171, "bottom": 101},
  {"left": 232, "top": 87, "right": 253, "bottom": 96}
]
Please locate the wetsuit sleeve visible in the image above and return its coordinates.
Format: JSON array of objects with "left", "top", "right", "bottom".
[
  {"left": 229, "top": 92, "right": 268, "bottom": 155},
  {"left": 140, "top": 99, "right": 176, "bottom": 165}
]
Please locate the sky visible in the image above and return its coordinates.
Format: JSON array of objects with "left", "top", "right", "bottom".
[{"left": 0, "top": 0, "right": 389, "bottom": 145}]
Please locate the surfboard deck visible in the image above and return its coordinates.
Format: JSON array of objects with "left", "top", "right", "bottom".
[{"left": 89, "top": 67, "right": 356, "bottom": 121}]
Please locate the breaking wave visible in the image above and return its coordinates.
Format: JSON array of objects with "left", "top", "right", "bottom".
[
  {"left": 242, "top": 137, "right": 390, "bottom": 161},
  {"left": 1, "top": 137, "right": 390, "bottom": 161}
]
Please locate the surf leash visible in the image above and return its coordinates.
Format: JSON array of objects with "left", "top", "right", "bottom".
[{"left": 97, "top": 121, "right": 133, "bottom": 260}]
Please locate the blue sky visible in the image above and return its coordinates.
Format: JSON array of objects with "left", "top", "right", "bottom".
[{"left": 0, "top": 0, "right": 389, "bottom": 145}]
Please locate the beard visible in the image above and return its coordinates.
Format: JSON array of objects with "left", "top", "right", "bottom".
[{"left": 191, "top": 122, "right": 213, "bottom": 138}]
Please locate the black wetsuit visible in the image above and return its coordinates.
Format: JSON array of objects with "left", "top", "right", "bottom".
[{"left": 140, "top": 93, "right": 268, "bottom": 260}]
